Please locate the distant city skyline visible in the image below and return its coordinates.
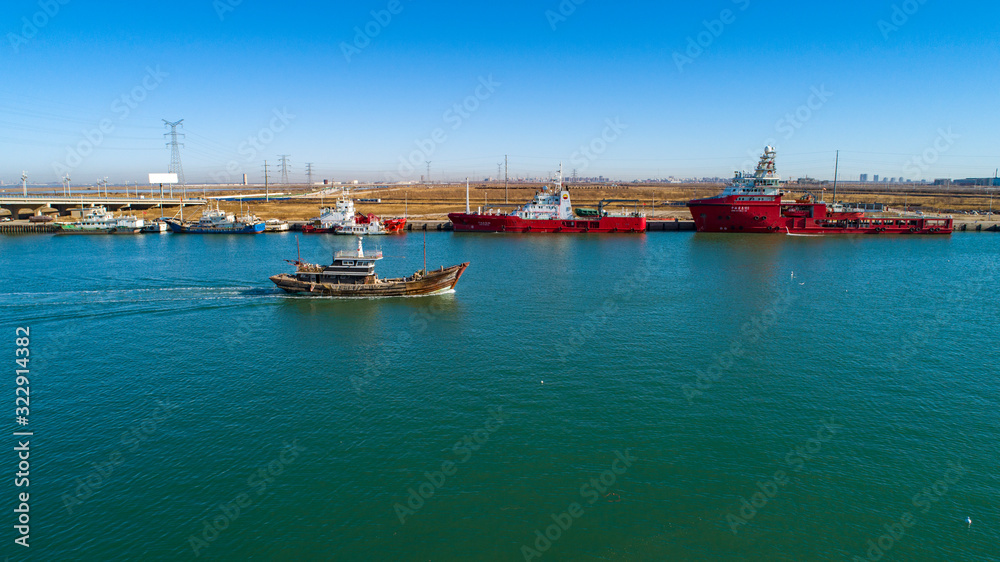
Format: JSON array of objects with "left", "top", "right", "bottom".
[{"left": 2, "top": 1, "right": 999, "bottom": 185}]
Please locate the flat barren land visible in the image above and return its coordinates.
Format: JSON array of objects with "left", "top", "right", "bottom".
[{"left": 202, "top": 182, "right": 997, "bottom": 222}]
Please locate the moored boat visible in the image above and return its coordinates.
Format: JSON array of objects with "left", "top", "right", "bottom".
[
  {"left": 165, "top": 204, "right": 265, "bottom": 234},
  {"left": 687, "top": 147, "right": 953, "bottom": 235},
  {"left": 265, "top": 219, "right": 290, "bottom": 232},
  {"left": 58, "top": 206, "right": 145, "bottom": 234},
  {"left": 448, "top": 167, "right": 646, "bottom": 233},
  {"left": 140, "top": 220, "right": 169, "bottom": 233},
  {"left": 270, "top": 237, "right": 468, "bottom": 297},
  {"left": 302, "top": 196, "right": 406, "bottom": 235}
]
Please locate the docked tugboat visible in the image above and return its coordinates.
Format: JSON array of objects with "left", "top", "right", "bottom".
[
  {"left": 270, "top": 237, "right": 468, "bottom": 297},
  {"left": 448, "top": 167, "right": 646, "bottom": 233},
  {"left": 687, "top": 147, "right": 953, "bottom": 235}
]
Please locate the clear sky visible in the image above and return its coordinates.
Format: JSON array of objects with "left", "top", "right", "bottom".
[{"left": 2, "top": 0, "right": 998, "bottom": 185}]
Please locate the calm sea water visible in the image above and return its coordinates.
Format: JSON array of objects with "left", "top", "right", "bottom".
[{"left": 1, "top": 231, "right": 998, "bottom": 561}]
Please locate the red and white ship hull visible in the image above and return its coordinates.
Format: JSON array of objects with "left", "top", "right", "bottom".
[
  {"left": 688, "top": 197, "right": 952, "bottom": 235},
  {"left": 687, "top": 146, "right": 952, "bottom": 235},
  {"left": 448, "top": 213, "right": 645, "bottom": 233}
]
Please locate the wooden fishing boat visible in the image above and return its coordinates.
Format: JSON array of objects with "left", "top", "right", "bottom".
[{"left": 270, "top": 237, "right": 468, "bottom": 297}]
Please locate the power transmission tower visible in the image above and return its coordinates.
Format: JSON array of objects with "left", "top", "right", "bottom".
[
  {"left": 305, "top": 162, "right": 314, "bottom": 186},
  {"left": 504, "top": 155, "right": 508, "bottom": 203},
  {"left": 425, "top": 161, "right": 431, "bottom": 184},
  {"left": 497, "top": 162, "right": 503, "bottom": 180},
  {"left": 163, "top": 119, "right": 186, "bottom": 186},
  {"left": 572, "top": 169, "right": 578, "bottom": 182},
  {"left": 278, "top": 155, "right": 291, "bottom": 185}
]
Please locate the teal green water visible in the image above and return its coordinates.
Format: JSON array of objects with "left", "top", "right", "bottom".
[{"left": 2, "top": 232, "right": 998, "bottom": 561}]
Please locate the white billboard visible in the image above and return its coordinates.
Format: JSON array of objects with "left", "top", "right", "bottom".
[{"left": 148, "top": 173, "right": 179, "bottom": 184}]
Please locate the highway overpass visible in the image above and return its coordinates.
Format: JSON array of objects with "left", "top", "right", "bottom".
[{"left": 0, "top": 195, "right": 208, "bottom": 219}]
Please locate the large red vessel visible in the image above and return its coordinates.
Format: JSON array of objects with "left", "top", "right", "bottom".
[
  {"left": 687, "top": 147, "right": 953, "bottom": 235},
  {"left": 448, "top": 169, "right": 646, "bottom": 233}
]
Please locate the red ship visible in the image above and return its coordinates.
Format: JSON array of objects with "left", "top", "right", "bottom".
[
  {"left": 448, "top": 168, "right": 646, "bottom": 233},
  {"left": 687, "top": 147, "right": 953, "bottom": 235}
]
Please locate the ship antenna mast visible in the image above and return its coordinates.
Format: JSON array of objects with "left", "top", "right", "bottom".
[
  {"left": 832, "top": 150, "right": 839, "bottom": 203},
  {"left": 296, "top": 235, "right": 301, "bottom": 264},
  {"left": 422, "top": 229, "right": 427, "bottom": 274}
]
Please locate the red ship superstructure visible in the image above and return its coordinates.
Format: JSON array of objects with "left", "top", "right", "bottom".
[
  {"left": 687, "top": 147, "right": 952, "bottom": 235},
  {"left": 448, "top": 167, "right": 646, "bottom": 233}
]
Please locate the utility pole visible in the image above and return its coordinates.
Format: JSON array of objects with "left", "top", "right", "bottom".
[
  {"left": 504, "top": 155, "right": 508, "bottom": 204},
  {"left": 63, "top": 174, "right": 71, "bottom": 196},
  {"left": 278, "top": 155, "right": 291, "bottom": 185},
  {"left": 163, "top": 119, "right": 186, "bottom": 186},
  {"left": 426, "top": 161, "right": 431, "bottom": 184},
  {"left": 306, "top": 163, "right": 314, "bottom": 187},
  {"left": 21, "top": 171, "right": 27, "bottom": 196},
  {"left": 263, "top": 160, "right": 270, "bottom": 202}
]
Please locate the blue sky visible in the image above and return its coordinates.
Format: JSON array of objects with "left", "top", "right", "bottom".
[{"left": 2, "top": 0, "right": 998, "bottom": 185}]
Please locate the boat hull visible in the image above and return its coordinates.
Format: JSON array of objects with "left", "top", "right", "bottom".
[
  {"left": 165, "top": 220, "right": 266, "bottom": 234},
  {"left": 270, "top": 263, "right": 469, "bottom": 297},
  {"left": 687, "top": 200, "right": 953, "bottom": 235},
  {"left": 448, "top": 213, "right": 646, "bottom": 233}
]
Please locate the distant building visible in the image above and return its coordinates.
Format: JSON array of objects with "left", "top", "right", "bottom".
[
  {"left": 933, "top": 179, "right": 952, "bottom": 186},
  {"left": 860, "top": 174, "right": 869, "bottom": 182},
  {"left": 954, "top": 177, "right": 999, "bottom": 187},
  {"left": 874, "top": 175, "right": 880, "bottom": 182}
]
